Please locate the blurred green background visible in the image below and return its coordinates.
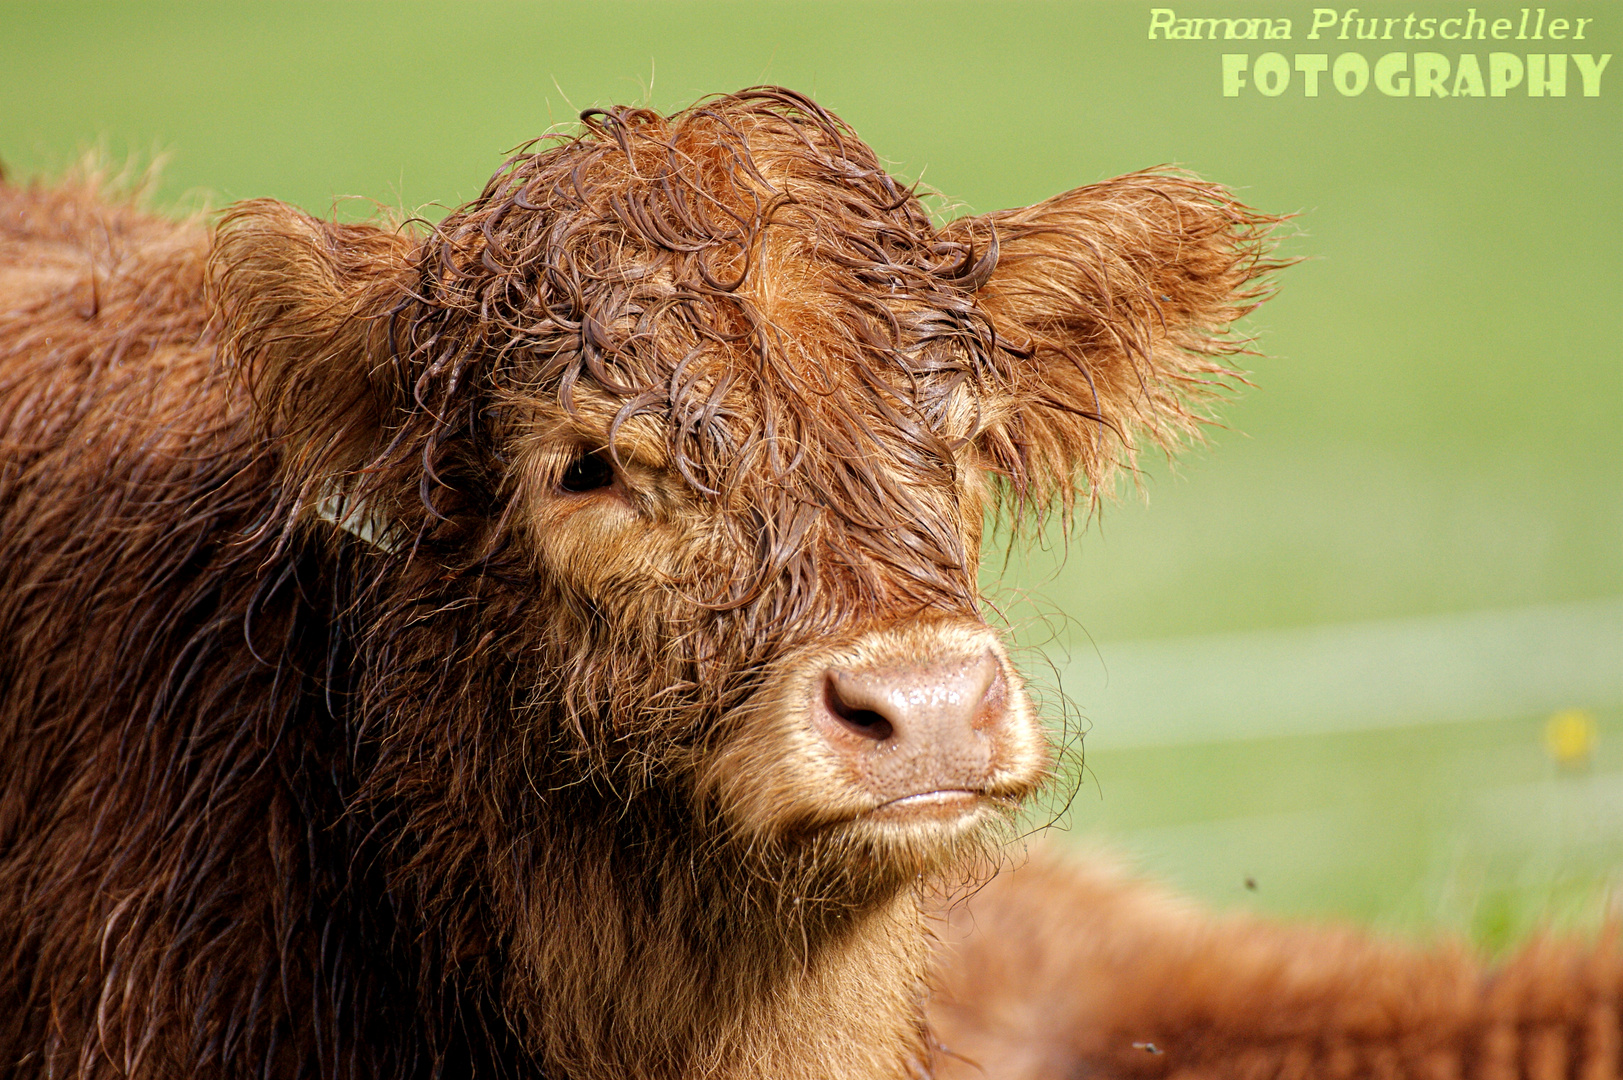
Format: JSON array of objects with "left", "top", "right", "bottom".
[{"left": 4, "top": 0, "right": 1618, "bottom": 948}]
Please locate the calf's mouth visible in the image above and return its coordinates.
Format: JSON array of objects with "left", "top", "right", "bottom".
[{"left": 868, "top": 789, "right": 987, "bottom": 822}]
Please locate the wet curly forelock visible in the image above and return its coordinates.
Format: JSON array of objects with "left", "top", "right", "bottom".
[{"left": 392, "top": 87, "right": 1006, "bottom": 618}]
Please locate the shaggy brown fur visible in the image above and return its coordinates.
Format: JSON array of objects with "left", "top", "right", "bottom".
[
  {"left": 931, "top": 852, "right": 1623, "bottom": 1080},
  {"left": 1, "top": 88, "right": 1278, "bottom": 1079}
]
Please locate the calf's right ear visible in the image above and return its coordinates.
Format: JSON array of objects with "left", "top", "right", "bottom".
[{"left": 210, "top": 199, "right": 418, "bottom": 489}]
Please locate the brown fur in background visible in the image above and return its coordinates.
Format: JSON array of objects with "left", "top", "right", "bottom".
[{"left": 931, "top": 851, "right": 1623, "bottom": 1080}]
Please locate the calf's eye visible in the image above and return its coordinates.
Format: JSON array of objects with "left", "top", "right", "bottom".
[{"left": 558, "top": 451, "right": 616, "bottom": 495}]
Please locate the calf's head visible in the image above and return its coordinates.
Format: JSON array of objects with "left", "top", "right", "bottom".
[{"left": 213, "top": 88, "right": 1276, "bottom": 934}]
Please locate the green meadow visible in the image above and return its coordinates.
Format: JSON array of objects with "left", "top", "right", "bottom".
[{"left": 4, "top": 0, "right": 1619, "bottom": 945}]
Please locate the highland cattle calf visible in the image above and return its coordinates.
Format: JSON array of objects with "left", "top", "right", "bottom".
[{"left": 0, "top": 88, "right": 1277, "bottom": 1079}]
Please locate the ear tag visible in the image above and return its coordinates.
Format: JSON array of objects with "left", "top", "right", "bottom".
[{"left": 314, "top": 489, "right": 403, "bottom": 553}]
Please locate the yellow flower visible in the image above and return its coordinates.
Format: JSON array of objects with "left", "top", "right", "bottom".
[{"left": 1544, "top": 709, "right": 1597, "bottom": 767}]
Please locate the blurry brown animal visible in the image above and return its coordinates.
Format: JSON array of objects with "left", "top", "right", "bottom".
[
  {"left": 931, "top": 852, "right": 1623, "bottom": 1080},
  {"left": 0, "top": 88, "right": 1277, "bottom": 1079}
]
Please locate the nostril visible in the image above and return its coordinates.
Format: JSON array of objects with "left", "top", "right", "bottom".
[{"left": 824, "top": 678, "right": 894, "bottom": 741}]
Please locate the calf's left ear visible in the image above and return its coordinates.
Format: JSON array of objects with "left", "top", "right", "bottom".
[
  {"left": 210, "top": 200, "right": 418, "bottom": 490},
  {"left": 945, "top": 170, "right": 1284, "bottom": 518}
]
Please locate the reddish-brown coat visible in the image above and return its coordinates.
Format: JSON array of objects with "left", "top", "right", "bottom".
[{"left": 1, "top": 89, "right": 1289, "bottom": 1079}]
